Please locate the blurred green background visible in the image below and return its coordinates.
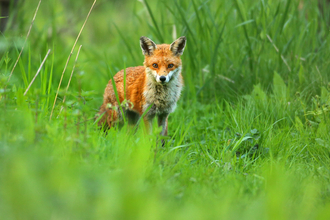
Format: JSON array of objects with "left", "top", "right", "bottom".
[{"left": 0, "top": 0, "right": 330, "bottom": 219}]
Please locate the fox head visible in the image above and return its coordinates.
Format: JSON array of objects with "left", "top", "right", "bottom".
[{"left": 140, "top": 36, "right": 186, "bottom": 83}]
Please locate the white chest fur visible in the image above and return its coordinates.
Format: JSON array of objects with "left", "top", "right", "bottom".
[{"left": 143, "top": 67, "right": 182, "bottom": 116}]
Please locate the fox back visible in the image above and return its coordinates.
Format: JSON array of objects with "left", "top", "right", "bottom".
[{"left": 97, "top": 36, "right": 186, "bottom": 137}]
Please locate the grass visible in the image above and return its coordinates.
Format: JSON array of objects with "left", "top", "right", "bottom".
[{"left": 1, "top": 0, "right": 330, "bottom": 219}]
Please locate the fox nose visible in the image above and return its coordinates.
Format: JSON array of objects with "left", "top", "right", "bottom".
[{"left": 159, "top": 76, "right": 166, "bottom": 82}]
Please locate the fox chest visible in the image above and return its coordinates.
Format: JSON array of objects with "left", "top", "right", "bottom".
[{"left": 143, "top": 83, "right": 182, "bottom": 117}]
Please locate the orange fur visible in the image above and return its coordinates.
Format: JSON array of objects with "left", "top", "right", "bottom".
[
  {"left": 98, "top": 66, "right": 146, "bottom": 125},
  {"left": 97, "top": 36, "right": 186, "bottom": 138}
]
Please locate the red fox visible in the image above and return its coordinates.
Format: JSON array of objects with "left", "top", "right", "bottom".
[{"left": 97, "top": 36, "right": 186, "bottom": 137}]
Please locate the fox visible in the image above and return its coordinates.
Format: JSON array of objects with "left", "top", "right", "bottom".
[{"left": 97, "top": 36, "right": 186, "bottom": 138}]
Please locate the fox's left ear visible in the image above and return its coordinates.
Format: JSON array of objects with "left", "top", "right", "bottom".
[{"left": 170, "top": 36, "right": 186, "bottom": 56}]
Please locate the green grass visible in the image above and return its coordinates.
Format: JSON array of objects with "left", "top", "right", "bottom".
[{"left": 1, "top": 0, "right": 330, "bottom": 219}]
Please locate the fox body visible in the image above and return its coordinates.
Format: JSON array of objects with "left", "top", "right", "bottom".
[{"left": 97, "top": 36, "right": 186, "bottom": 136}]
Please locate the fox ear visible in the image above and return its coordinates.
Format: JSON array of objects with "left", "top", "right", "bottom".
[
  {"left": 170, "top": 36, "right": 186, "bottom": 56},
  {"left": 140, "top": 36, "right": 157, "bottom": 56}
]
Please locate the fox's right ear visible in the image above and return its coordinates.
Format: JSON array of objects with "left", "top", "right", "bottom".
[{"left": 140, "top": 36, "right": 157, "bottom": 56}]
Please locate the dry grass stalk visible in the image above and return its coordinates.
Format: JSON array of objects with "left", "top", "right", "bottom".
[
  {"left": 57, "top": 45, "right": 83, "bottom": 117},
  {"left": 49, "top": 0, "right": 97, "bottom": 121},
  {"left": 7, "top": 0, "right": 42, "bottom": 83},
  {"left": 23, "top": 49, "right": 51, "bottom": 96},
  {"left": 266, "top": 34, "right": 291, "bottom": 72}
]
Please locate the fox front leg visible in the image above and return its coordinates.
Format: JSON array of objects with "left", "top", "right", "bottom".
[
  {"left": 158, "top": 114, "right": 168, "bottom": 136},
  {"left": 157, "top": 114, "right": 169, "bottom": 146}
]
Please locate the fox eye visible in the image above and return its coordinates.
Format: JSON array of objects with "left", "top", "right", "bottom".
[
  {"left": 152, "top": 63, "right": 158, "bottom": 68},
  {"left": 168, "top": 64, "right": 174, "bottom": 68}
]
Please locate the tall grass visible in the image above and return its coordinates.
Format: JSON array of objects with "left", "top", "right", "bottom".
[{"left": 0, "top": 0, "right": 330, "bottom": 219}]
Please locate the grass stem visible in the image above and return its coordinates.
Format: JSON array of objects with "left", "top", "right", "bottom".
[
  {"left": 50, "top": 0, "right": 97, "bottom": 121},
  {"left": 7, "top": 0, "right": 42, "bottom": 83},
  {"left": 57, "top": 45, "right": 83, "bottom": 118},
  {"left": 23, "top": 49, "right": 51, "bottom": 96}
]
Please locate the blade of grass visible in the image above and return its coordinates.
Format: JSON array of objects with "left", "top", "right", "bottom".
[
  {"left": 57, "top": 45, "right": 82, "bottom": 117},
  {"left": 142, "top": 0, "right": 164, "bottom": 42},
  {"left": 173, "top": 0, "right": 197, "bottom": 44},
  {"left": 45, "top": 43, "right": 55, "bottom": 112},
  {"left": 278, "top": 0, "right": 292, "bottom": 35},
  {"left": 50, "top": 0, "right": 97, "bottom": 121},
  {"left": 24, "top": 49, "right": 51, "bottom": 96},
  {"left": 133, "top": 104, "right": 153, "bottom": 131},
  {"left": 7, "top": 0, "right": 42, "bottom": 83},
  {"left": 108, "top": 66, "right": 127, "bottom": 124},
  {"left": 233, "top": 0, "right": 254, "bottom": 71},
  {"left": 113, "top": 24, "right": 137, "bottom": 63}
]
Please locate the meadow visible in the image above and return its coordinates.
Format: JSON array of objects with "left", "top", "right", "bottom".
[{"left": 0, "top": 0, "right": 330, "bottom": 219}]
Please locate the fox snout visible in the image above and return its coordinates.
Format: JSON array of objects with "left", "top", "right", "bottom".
[
  {"left": 151, "top": 71, "right": 170, "bottom": 83},
  {"left": 154, "top": 67, "right": 181, "bottom": 83},
  {"left": 156, "top": 66, "right": 171, "bottom": 83},
  {"left": 159, "top": 76, "right": 166, "bottom": 82},
  {"left": 156, "top": 72, "right": 170, "bottom": 83}
]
